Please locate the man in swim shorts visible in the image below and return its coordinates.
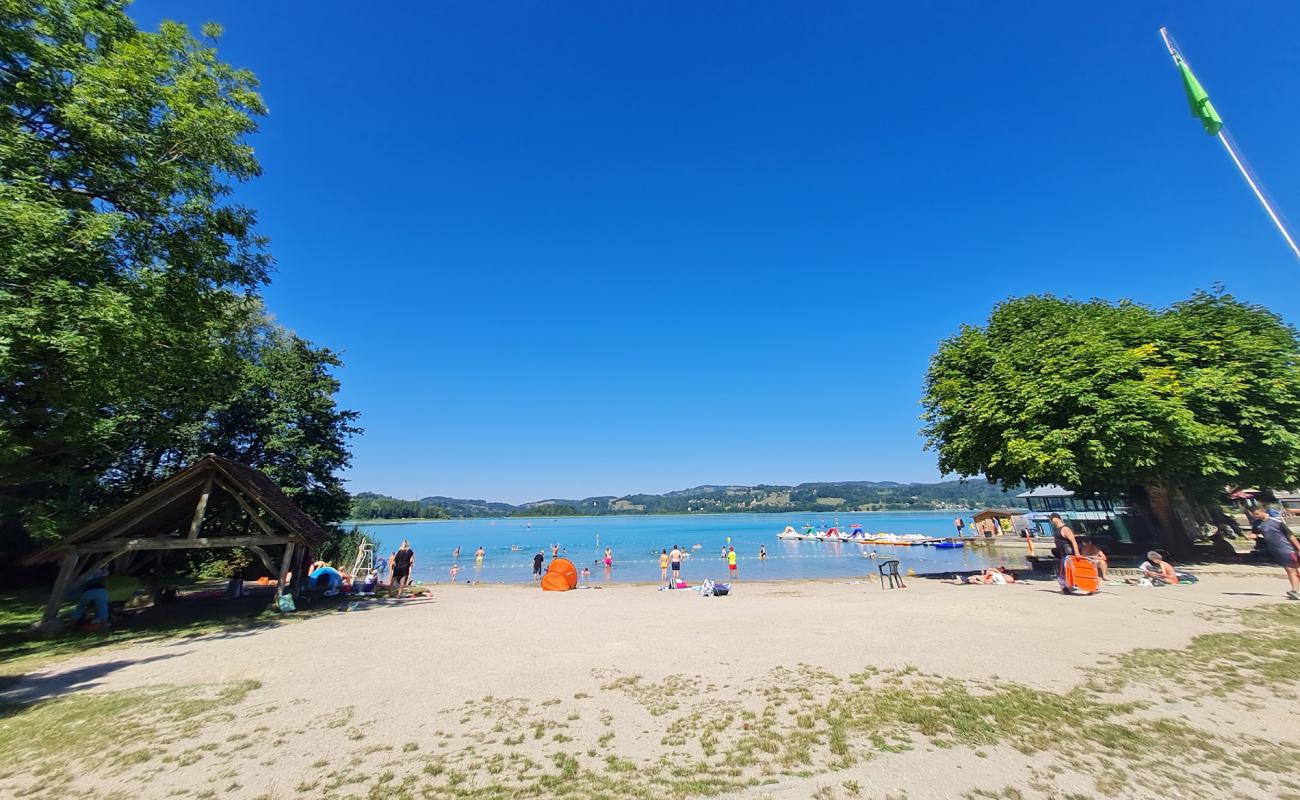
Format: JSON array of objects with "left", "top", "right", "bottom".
[
  {"left": 1249, "top": 507, "right": 1300, "bottom": 600},
  {"left": 727, "top": 546, "right": 737, "bottom": 578},
  {"left": 669, "top": 545, "right": 682, "bottom": 587}
]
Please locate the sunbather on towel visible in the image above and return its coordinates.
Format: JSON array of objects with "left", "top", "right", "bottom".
[{"left": 943, "top": 568, "right": 1015, "bottom": 585}]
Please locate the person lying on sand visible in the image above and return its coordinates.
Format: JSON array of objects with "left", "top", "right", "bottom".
[{"left": 942, "top": 567, "right": 1016, "bottom": 585}]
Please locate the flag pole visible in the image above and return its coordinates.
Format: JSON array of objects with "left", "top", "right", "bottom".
[
  {"left": 1215, "top": 132, "right": 1300, "bottom": 260},
  {"left": 1160, "top": 27, "right": 1300, "bottom": 262}
]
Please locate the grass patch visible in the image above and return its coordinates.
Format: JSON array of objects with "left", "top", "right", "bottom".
[{"left": 0, "top": 680, "right": 259, "bottom": 789}]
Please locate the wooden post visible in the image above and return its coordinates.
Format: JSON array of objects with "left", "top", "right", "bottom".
[
  {"left": 187, "top": 475, "right": 215, "bottom": 539},
  {"left": 275, "top": 542, "right": 297, "bottom": 603},
  {"left": 38, "top": 552, "right": 80, "bottom": 631}
]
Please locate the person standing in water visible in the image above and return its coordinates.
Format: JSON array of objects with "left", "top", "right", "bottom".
[
  {"left": 474, "top": 546, "right": 485, "bottom": 565},
  {"left": 759, "top": 544, "right": 767, "bottom": 561},
  {"left": 452, "top": 546, "right": 461, "bottom": 559},
  {"left": 391, "top": 540, "right": 415, "bottom": 599},
  {"left": 727, "top": 546, "right": 737, "bottom": 578},
  {"left": 532, "top": 550, "right": 545, "bottom": 580},
  {"left": 659, "top": 549, "right": 669, "bottom": 585},
  {"left": 551, "top": 543, "right": 559, "bottom": 558},
  {"left": 603, "top": 547, "right": 613, "bottom": 569},
  {"left": 669, "top": 544, "right": 683, "bottom": 587}
]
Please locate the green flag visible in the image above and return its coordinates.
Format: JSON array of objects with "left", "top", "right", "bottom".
[{"left": 1177, "top": 58, "right": 1223, "bottom": 135}]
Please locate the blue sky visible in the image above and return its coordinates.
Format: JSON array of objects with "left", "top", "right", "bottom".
[{"left": 130, "top": 1, "right": 1300, "bottom": 503}]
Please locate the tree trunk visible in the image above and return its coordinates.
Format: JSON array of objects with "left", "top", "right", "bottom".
[{"left": 1138, "top": 483, "right": 1196, "bottom": 557}]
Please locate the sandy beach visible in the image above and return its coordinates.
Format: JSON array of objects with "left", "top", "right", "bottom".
[{"left": 3, "top": 567, "right": 1298, "bottom": 800}]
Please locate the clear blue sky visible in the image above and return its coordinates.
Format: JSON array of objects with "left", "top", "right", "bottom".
[{"left": 130, "top": 1, "right": 1300, "bottom": 503}]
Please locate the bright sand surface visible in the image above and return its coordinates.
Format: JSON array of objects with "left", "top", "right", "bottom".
[{"left": 4, "top": 566, "right": 1298, "bottom": 799}]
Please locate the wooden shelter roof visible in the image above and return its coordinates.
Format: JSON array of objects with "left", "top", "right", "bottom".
[
  {"left": 24, "top": 455, "right": 330, "bottom": 564},
  {"left": 973, "top": 508, "right": 1020, "bottom": 521}
]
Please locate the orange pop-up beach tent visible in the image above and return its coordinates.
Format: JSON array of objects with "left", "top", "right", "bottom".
[{"left": 541, "top": 557, "right": 578, "bottom": 591}]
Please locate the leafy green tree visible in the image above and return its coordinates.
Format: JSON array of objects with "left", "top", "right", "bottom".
[
  {"left": 921, "top": 291, "right": 1300, "bottom": 552},
  {"left": 0, "top": 3, "right": 356, "bottom": 562},
  {"left": 349, "top": 494, "right": 449, "bottom": 520},
  {"left": 193, "top": 309, "right": 361, "bottom": 525}
]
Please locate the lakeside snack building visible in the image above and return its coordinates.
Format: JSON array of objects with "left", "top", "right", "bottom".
[{"left": 1017, "top": 485, "right": 1153, "bottom": 546}]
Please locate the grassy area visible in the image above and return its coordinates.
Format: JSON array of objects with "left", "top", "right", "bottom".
[
  {"left": 0, "top": 588, "right": 302, "bottom": 679},
  {"left": 0, "top": 680, "right": 261, "bottom": 798}
]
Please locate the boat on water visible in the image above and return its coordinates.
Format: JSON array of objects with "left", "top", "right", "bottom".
[
  {"left": 778, "top": 525, "right": 820, "bottom": 541},
  {"left": 779, "top": 525, "right": 883, "bottom": 543},
  {"left": 932, "top": 540, "right": 965, "bottom": 549}
]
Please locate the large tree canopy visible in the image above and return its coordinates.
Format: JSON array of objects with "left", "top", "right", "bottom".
[
  {"left": 0, "top": 1, "right": 356, "bottom": 563},
  {"left": 921, "top": 292, "right": 1300, "bottom": 549}
]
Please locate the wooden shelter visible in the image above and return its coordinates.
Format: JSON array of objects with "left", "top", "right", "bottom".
[
  {"left": 972, "top": 508, "right": 1018, "bottom": 535},
  {"left": 26, "top": 455, "right": 330, "bottom": 629}
]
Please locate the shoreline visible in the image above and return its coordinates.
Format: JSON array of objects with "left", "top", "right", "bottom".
[{"left": 383, "top": 559, "right": 1281, "bottom": 590}]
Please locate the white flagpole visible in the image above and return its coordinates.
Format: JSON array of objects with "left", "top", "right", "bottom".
[
  {"left": 1216, "top": 132, "right": 1300, "bottom": 260},
  {"left": 1161, "top": 27, "right": 1300, "bottom": 262}
]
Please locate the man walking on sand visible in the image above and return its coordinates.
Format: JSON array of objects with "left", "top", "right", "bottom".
[
  {"left": 1049, "top": 513, "right": 1080, "bottom": 592},
  {"left": 392, "top": 539, "right": 415, "bottom": 598},
  {"left": 1249, "top": 507, "right": 1300, "bottom": 600}
]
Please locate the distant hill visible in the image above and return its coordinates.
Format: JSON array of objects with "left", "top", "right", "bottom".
[{"left": 349, "top": 480, "right": 1021, "bottom": 520}]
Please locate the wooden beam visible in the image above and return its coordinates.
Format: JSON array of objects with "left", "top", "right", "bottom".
[
  {"left": 275, "top": 542, "right": 297, "bottom": 602},
  {"left": 246, "top": 545, "right": 279, "bottom": 576},
  {"left": 187, "top": 474, "right": 215, "bottom": 539},
  {"left": 39, "top": 553, "right": 80, "bottom": 630},
  {"left": 71, "top": 535, "right": 292, "bottom": 554},
  {"left": 73, "top": 548, "right": 127, "bottom": 586},
  {"left": 73, "top": 470, "right": 202, "bottom": 543},
  {"left": 220, "top": 480, "right": 276, "bottom": 536}
]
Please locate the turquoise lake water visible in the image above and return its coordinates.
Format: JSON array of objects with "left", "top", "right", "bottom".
[{"left": 353, "top": 511, "right": 1026, "bottom": 585}]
